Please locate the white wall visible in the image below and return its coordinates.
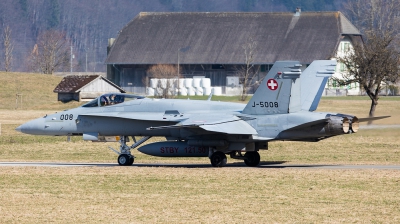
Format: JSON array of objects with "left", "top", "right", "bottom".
[
  {"left": 79, "top": 78, "right": 122, "bottom": 100},
  {"left": 81, "top": 78, "right": 121, "bottom": 93}
]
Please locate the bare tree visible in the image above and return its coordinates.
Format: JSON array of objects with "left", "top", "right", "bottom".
[
  {"left": 28, "top": 30, "right": 70, "bottom": 74},
  {"left": 2, "top": 25, "right": 13, "bottom": 72},
  {"left": 337, "top": 31, "right": 400, "bottom": 118},
  {"left": 343, "top": 0, "right": 400, "bottom": 35},
  {"left": 146, "top": 64, "right": 181, "bottom": 99},
  {"left": 236, "top": 37, "right": 260, "bottom": 101},
  {"left": 341, "top": 0, "right": 400, "bottom": 120}
]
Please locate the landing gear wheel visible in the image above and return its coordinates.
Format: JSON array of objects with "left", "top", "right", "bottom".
[
  {"left": 210, "top": 151, "right": 227, "bottom": 167},
  {"left": 128, "top": 155, "right": 134, "bottom": 165},
  {"left": 244, "top": 151, "right": 260, "bottom": 167},
  {"left": 118, "top": 154, "right": 133, "bottom": 166}
]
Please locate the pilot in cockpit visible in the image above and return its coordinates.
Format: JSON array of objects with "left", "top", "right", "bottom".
[
  {"left": 109, "top": 94, "right": 116, "bottom": 105},
  {"left": 100, "top": 95, "right": 109, "bottom": 106},
  {"left": 82, "top": 94, "right": 141, "bottom": 108}
]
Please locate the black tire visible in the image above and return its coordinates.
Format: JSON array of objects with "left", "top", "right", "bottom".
[
  {"left": 244, "top": 151, "right": 260, "bottom": 167},
  {"left": 118, "top": 154, "right": 132, "bottom": 166},
  {"left": 210, "top": 151, "right": 227, "bottom": 167},
  {"left": 128, "top": 155, "right": 134, "bottom": 165}
]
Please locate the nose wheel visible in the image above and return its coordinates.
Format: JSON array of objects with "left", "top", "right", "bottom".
[
  {"left": 108, "top": 136, "right": 151, "bottom": 166},
  {"left": 118, "top": 154, "right": 134, "bottom": 166}
]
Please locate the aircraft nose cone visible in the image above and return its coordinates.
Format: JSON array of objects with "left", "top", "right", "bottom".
[
  {"left": 15, "top": 122, "right": 34, "bottom": 134},
  {"left": 15, "top": 118, "right": 46, "bottom": 135},
  {"left": 15, "top": 125, "right": 23, "bottom": 133}
]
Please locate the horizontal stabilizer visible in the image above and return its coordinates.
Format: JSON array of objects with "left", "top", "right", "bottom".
[{"left": 358, "top": 116, "right": 391, "bottom": 122}]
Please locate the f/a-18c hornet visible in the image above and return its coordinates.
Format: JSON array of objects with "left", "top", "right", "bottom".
[{"left": 16, "top": 60, "right": 389, "bottom": 167}]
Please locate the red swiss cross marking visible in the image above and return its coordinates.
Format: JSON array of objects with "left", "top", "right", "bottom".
[{"left": 267, "top": 79, "right": 278, "bottom": 90}]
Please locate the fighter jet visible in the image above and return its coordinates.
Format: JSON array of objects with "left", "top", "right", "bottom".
[{"left": 16, "top": 60, "right": 388, "bottom": 167}]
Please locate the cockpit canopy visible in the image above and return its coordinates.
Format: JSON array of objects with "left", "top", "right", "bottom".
[{"left": 82, "top": 93, "right": 145, "bottom": 107}]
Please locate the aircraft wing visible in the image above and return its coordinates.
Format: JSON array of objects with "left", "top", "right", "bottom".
[
  {"left": 80, "top": 112, "right": 257, "bottom": 135},
  {"left": 148, "top": 114, "right": 258, "bottom": 135}
]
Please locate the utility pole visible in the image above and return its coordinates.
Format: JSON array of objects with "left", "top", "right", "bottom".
[
  {"left": 177, "top": 49, "right": 180, "bottom": 89},
  {"left": 85, "top": 48, "right": 88, "bottom": 72},
  {"left": 177, "top": 46, "right": 190, "bottom": 95},
  {"left": 70, "top": 45, "right": 73, "bottom": 75}
]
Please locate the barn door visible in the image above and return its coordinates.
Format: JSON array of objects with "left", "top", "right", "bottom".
[{"left": 121, "top": 68, "right": 145, "bottom": 94}]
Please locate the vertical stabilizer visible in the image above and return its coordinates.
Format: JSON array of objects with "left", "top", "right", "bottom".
[
  {"left": 301, "top": 60, "right": 337, "bottom": 111},
  {"left": 242, "top": 61, "right": 301, "bottom": 115},
  {"left": 288, "top": 75, "right": 302, "bottom": 113}
]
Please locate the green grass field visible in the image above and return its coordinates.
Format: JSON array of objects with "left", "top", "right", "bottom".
[{"left": 0, "top": 71, "right": 400, "bottom": 223}]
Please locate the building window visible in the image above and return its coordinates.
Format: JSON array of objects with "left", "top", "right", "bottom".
[
  {"left": 341, "top": 42, "right": 350, "bottom": 52},
  {"left": 260, "top": 65, "right": 266, "bottom": 72},
  {"left": 339, "top": 62, "right": 346, "bottom": 72},
  {"left": 344, "top": 43, "right": 350, "bottom": 52},
  {"left": 212, "top": 64, "right": 224, "bottom": 69},
  {"left": 260, "top": 64, "right": 273, "bottom": 72}
]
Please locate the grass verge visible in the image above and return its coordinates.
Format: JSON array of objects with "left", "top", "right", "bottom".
[
  {"left": 0, "top": 167, "right": 399, "bottom": 223},
  {"left": 1, "top": 123, "right": 399, "bottom": 165}
]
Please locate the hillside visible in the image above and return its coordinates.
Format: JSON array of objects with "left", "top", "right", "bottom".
[{"left": 0, "top": 72, "right": 82, "bottom": 110}]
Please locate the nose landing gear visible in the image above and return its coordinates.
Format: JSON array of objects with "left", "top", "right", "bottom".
[
  {"left": 118, "top": 154, "right": 134, "bottom": 166},
  {"left": 108, "top": 136, "right": 151, "bottom": 166}
]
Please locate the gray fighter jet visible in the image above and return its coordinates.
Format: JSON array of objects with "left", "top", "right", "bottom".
[{"left": 16, "top": 60, "right": 388, "bottom": 167}]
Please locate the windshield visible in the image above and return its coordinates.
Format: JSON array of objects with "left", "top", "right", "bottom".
[{"left": 82, "top": 93, "right": 144, "bottom": 107}]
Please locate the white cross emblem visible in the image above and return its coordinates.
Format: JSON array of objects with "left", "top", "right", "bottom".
[{"left": 267, "top": 79, "right": 278, "bottom": 90}]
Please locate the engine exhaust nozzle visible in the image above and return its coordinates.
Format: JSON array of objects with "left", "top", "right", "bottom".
[
  {"left": 350, "top": 116, "right": 359, "bottom": 133},
  {"left": 325, "top": 116, "right": 350, "bottom": 135}
]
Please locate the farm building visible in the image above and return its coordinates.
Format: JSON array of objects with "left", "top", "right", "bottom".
[
  {"left": 54, "top": 75, "right": 125, "bottom": 102},
  {"left": 105, "top": 10, "right": 362, "bottom": 95}
]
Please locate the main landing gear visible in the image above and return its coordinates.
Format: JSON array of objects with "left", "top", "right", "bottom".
[
  {"left": 109, "top": 136, "right": 151, "bottom": 166},
  {"left": 209, "top": 150, "right": 261, "bottom": 167},
  {"left": 210, "top": 151, "right": 227, "bottom": 167},
  {"left": 243, "top": 151, "right": 261, "bottom": 167}
]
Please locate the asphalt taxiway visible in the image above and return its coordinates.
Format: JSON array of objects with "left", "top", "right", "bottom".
[{"left": 0, "top": 162, "right": 400, "bottom": 170}]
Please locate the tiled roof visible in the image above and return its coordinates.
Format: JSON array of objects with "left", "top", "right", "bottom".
[
  {"left": 53, "top": 75, "right": 125, "bottom": 93},
  {"left": 105, "top": 11, "right": 361, "bottom": 65}
]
